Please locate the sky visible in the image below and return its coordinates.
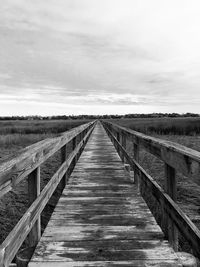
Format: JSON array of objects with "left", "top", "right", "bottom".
[{"left": 1, "top": 0, "right": 200, "bottom": 116}]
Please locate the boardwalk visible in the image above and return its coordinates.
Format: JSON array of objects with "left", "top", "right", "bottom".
[{"left": 29, "top": 122, "right": 180, "bottom": 266}]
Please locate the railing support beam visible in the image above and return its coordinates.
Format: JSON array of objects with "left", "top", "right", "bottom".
[
  {"left": 165, "top": 163, "right": 178, "bottom": 251},
  {"left": 28, "top": 167, "right": 41, "bottom": 246},
  {"left": 61, "top": 144, "right": 68, "bottom": 188},
  {"left": 116, "top": 132, "right": 120, "bottom": 156},
  {"left": 133, "top": 142, "right": 140, "bottom": 189},
  {"left": 122, "top": 134, "right": 126, "bottom": 163}
]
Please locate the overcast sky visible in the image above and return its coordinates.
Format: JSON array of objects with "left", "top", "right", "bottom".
[{"left": 1, "top": 0, "right": 200, "bottom": 115}]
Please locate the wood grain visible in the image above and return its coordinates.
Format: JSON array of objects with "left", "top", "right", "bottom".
[
  {"left": 29, "top": 122, "right": 180, "bottom": 267},
  {"left": 28, "top": 167, "right": 41, "bottom": 247}
]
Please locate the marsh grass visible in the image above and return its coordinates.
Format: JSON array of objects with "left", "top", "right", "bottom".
[
  {"left": 108, "top": 117, "right": 200, "bottom": 135},
  {"left": 0, "top": 119, "right": 91, "bottom": 135},
  {"left": 0, "top": 133, "right": 54, "bottom": 149},
  {"left": 0, "top": 119, "right": 91, "bottom": 156}
]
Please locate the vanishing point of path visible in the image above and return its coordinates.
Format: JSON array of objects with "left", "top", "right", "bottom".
[{"left": 29, "top": 122, "right": 180, "bottom": 266}]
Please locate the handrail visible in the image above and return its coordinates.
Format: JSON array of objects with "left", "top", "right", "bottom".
[
  {"left": 102, "top": 121, "right": 200, "bottom": 185},
  {"left": 102, "top": 120, "right": 200, "bottom": 259},
  {"left": 0, "top": 120, "right": 96, "bottom": 267},
  {"left": 0, "top": 121, "right": 95, "bottom": 198}
]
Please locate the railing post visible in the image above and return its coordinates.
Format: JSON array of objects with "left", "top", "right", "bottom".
[
  {"left": 116, "top": 132, "right": 120, "bottom": 156},
  {"left": 61, "top": 144, "right": 68, "bottom": 188},
  {"left": 28, "top": 167, "right": 41, "bottom": 246},
  {"left": 122, "top": 133, "right": 126, "bottom": 163},
  {"left": 80, "top": 131, "right": 85, "bottom": 156},
  {"left": 165, "top": 163, "right": 178, "bottom": 251},
  {"left": 133, "top": 142, "right": 140, "bottom": 189},
  {"left": 72, "top": 136, "right": 77, "bottom": 168},
  {"left": 81, "top": 130, "right": 84, "bottom": 140}
]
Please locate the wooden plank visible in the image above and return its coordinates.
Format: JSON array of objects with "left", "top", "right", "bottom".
[
  {"left": 29, "top": 261, "right": 181, "bottom": 267},
  {"left": 61, "top": 191, "right": 135, "bottom": 197},
  {"left": 29, "top": 122, "right": 179, "bottom": 267},
  {"left": 121, "top": 134, "right": 126, "bottom": 162},
  {"left": 52, "top": 205, "right": 153, "bottom": 217},
  {"left": 134, "top": 142, "right": 139, "bottom": 188},
  {"left": 31, "top": 240, "right": 177, "bottom": 261},
  {"left": 41, "top": 226, "right": 164, "bottom": 242},
  {"left": 47, "top": 215, "right": 159, "bottom": 227},
  {"left": 165, "top": 163, "right": 178, "bottom": 251},
  {"left": 72, "top": 136, "right": 77, "bottom": 169},
  {"left": 61, "top": 144, "right": 68, "bottom": 189},
  {"left": 28, "top": 167, "right": 41, "bottom": 246}
]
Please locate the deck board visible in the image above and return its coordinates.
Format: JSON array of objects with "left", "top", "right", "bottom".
[{"left": 29, "top": 122, "right": 181, "bottom": 267}]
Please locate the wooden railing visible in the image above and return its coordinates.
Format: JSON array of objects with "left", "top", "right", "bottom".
[
  {"left": 102, "top": 120, "right": 200, "bottom": 259},
  {"left": 0, "top": 120, "right": 96, "bottom": 267}
]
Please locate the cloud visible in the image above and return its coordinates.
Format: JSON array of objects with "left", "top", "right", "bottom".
[{"left": 1, "top": 0, "right": 200, "bottom": 115}]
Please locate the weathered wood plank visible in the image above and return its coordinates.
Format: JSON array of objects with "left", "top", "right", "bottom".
[
  {"left": 31, "top": 240, "right": 177, "bottom": 261},
  {"left": 29, "top": 261, "right": 182, "bottom": 267},
  {"left": 134, "top": 142, "right": 140, "bottom": 188},
  {"left": 52, "top": 205, "right": 153, "bottom": 217},
  {"left": 165, "top": 163, "right": 178, "bottom": 251},
  {"left": 29, "top": 122, "right": 179, "bottom": 267},
  {"left": 61, "top": 144, "right": 68, "bottom": 189},
  {"left": 28, "top": 166, "right": 41, "bottom": 247},
  {"left": 47, "top": 215, "right": 159, "bottom": 227}
]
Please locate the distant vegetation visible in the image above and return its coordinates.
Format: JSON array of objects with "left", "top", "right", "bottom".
[
  {"left": 107, "top": 117, "right": 200, "bottom": 136},
  {"left": 0, "top": 119, "right": 91, "bottom": 135},
  {"left": 0, "top": 112, "right": 199, "bottom": 121},
  {"left": 0, "top": 115, "right": 200, "bottom": 138},
  {"left": 0, "top": 119, "right": 90, "bottom": 149},
  {"left": 0, "top": 113, "right": 200, "bottom": 137}
]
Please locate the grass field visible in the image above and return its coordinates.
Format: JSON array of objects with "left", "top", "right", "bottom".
[
  {"left": 108, "top": 116, "right": 200, "bottom": 135},
  {"left": 0, "top": 119, "right": 91, "bottom": 135},
  {"left": 0, "top": 119, "right": 91, "bottom": 161},
  {"left": 0, "top": 119, "right": 91, "bottom": 245},
  {"left": 0, "top": 119, "right": 91, "bottom": 148},
  {"left": 109, "top": 117, "right": 200, "bottom": 253}
]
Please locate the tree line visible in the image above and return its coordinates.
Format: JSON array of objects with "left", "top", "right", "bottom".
[{"left": 0, "top": 113, "right": 199, "bottom": 120}]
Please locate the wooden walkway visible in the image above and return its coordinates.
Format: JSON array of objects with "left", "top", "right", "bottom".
[{"left": 29, "top": 122, "right": 180, "bottom": 267}]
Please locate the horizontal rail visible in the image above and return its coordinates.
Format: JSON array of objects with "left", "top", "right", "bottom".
[
  {"left": 102, "top": 121, "right": 200, "bottom": 259},
  {"left": 0, "top": 122, "right": 95, "bottom": 267},
  {"left": 102, "top": 121, "right": 200, "bottom": 185},
  {"left": 0, "top": 121, "right": 95, "bottom": 198}
]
